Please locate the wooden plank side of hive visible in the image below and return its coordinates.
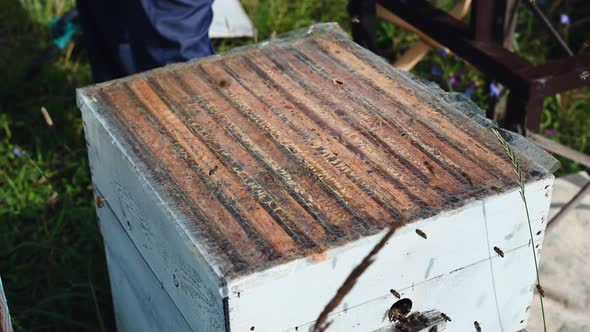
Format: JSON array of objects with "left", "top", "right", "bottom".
[
  {"left": 78, "top": 93, "right": 227, "bottom": 331},
  {"left": 226, "top": 177, "right": 553, "bottom": 331},
  {"left": 97, "top": 195, "right": 192, "bottom": 331}
]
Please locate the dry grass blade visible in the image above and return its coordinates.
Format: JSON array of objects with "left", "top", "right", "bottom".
[
  {"left": 491, "top": 127, "right": 547, "bottom": 332},
  {"left": 41, "top": 106, "right": 54, "bottom": 126},
  {"left": 312, "top": 227, "right": 398, "bottom": 332}
]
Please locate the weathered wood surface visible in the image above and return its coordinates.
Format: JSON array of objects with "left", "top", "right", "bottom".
[
  {"left": 78, "top": 23, "right": 550, "bottom": 279},
  {"left": 78, "top": 23, "right": 558, "bottom": 331},
  {"left": 81, "top": 99, "right": 225, "bottom": 331},
  {"left": 232, "top": 178, "right": 551, "bottom": 331},
  {"left": 0, "top": 277, "right": 12, "bottom": 332}
]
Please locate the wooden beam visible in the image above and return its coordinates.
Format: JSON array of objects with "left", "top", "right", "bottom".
[
  {"left": 527, "top": 132, "right": 590, "bottom": 168},
  {"left": 387, "top": 0, "right": 472, "bottom": 71},
  {"left": 376, "top": 4, "right": 445, "bottom": 51},
  {"left": 377, "top": 0, "right": 532, "bottom": 94}
]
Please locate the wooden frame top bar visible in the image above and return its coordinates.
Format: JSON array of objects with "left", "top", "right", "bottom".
[{"left": 77, "top": 24, "right": 554, "bottom": 279}]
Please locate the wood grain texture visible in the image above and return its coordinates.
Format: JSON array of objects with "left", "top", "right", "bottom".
[
  {"left": 225, "top": 177, "right": 552, "bottom": 331},
  {"left": 80, "top": 101, "right": 226, "bottom": 331},
  {"left": 77, "top": 23, "right": 550, "bottom": 280},
  {"left": 0, "top": 277, "right": 12, "bottom": 332}
]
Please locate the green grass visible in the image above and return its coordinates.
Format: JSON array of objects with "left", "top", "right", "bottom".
[{"left": 0, "top": 0, "right": 588, "bottom": 330}]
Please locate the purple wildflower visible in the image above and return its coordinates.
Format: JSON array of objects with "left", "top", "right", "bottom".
[
  {"left": 431, "top": 66, "right": 442, "bottom": 76},
  {"left": 489, "top": 83, "right": 501, "bottom": 97},
  {"left": 448, "top": 75, "right": 458, "bottom": 87},
  {"left": 545, "top": 128, "right": 558, "bottom": 137},
  {"left": 463, "top": 84, "right": 475, "bottom": 98},
  {"left": 438, "top": 48, "right": 449, "bottom": 57},
  {"left": 560, "top": 13, "right": 570, "bottom": 25},
  {"left": 12, "top": 148, "right": 22, "bottom": 156}
]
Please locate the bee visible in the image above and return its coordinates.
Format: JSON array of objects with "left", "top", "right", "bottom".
[
  {"left": 493, "top": 247, "right": 505, "bottom": 258},
  {"left": 474, "top": 321, "right": 481, "bottom": 332},
  {"left": 95, "top": 195, "right": 105, "bottom": 208},
  {"left": 536, "top": 284, "right": 545, "bottom": 297},
  {"left": 416, "top": 229, "right": 427, "bottom": 239},
  {"left": 209, "top": 165, "right": 219, "bottom": 176},
  {"left": 440, "top": 313, "right": 452, "bottom": 322},
  {"left": 332, "top": 79, "right": 344, "bottom": 86},
  {"left": 390, "top": 289, "right": 401, "bottom": 299}
]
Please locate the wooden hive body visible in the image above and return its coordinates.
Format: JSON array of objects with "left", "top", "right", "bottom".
[{"left": 78, "top": 24, "right": 557, "bottom": 332}]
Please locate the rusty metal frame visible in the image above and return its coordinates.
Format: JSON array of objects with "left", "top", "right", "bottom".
[{"left": 348, "top": 0, "right": 590, "bottom": 133}]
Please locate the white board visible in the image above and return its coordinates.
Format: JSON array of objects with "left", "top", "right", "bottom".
[
  {"left": 210, "top": 0, "right": 254, "bottom": 39},
  {"left": 226, "top": 177, "right": 553, "bottom": 332},
  {"left": 97, "top": 200, "right": 192, "bottom": 332}
]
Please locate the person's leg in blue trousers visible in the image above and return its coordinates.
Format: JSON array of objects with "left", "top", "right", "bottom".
[{"left": 76, "top": 0, "right": 214, "bottom": 82}]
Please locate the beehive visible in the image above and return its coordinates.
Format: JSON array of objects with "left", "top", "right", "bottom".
[{"left": 78, "top": 24, "right": 558, "bottom": 332}]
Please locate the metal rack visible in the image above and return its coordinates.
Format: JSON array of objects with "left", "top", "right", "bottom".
[{"left": 347, "top": 0, "right": 590, "bottom": 133}]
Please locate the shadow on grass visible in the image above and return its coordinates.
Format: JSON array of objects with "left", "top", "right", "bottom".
[{"left": 0, "top": 1, "right": 115, "bottom": 331}]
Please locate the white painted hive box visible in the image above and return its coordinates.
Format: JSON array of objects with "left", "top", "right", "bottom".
[{"left": 77, "top": 24, "right": 558, "bottom": 332}]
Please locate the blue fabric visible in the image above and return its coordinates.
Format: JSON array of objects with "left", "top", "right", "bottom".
[{"left": 77, "top": 0, "right": 214, "bottom": 82}]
